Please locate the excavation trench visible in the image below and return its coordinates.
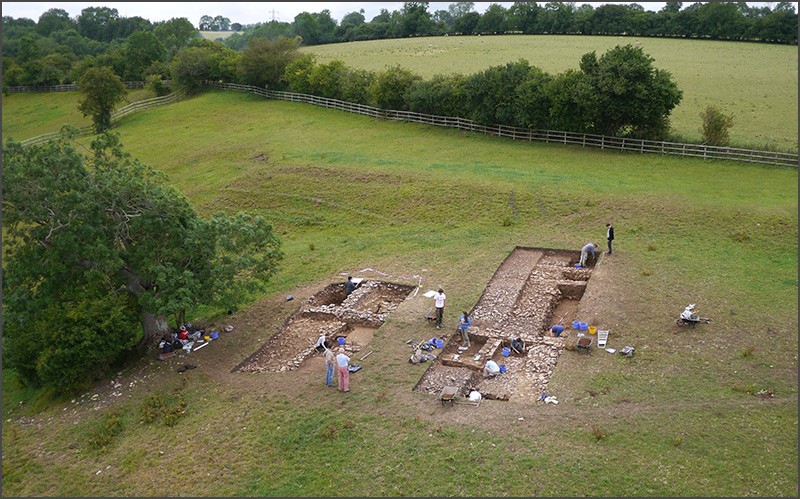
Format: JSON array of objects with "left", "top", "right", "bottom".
[
  {"left": 413, "top": 246, "right": 596, "bottom": 402},
  {"left": 233, "top": 280, "right": 415, "bottom": 373}
]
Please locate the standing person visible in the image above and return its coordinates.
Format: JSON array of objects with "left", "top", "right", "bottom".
[
  {"left": 458, "top": 311, "right": 471, "bottom": 347},
  {"left": 579, "top": 242, "right": 598, "bottom": 268},
  {"left": 433, "top": 288, "right": 446, "bottom": 329},
  {"left": 324, "top": 344, "right": 336, "bottom": 387},
  {"left": 345, "top": 276, "right": 357, "bottom": 296},
  {"left": 336, "top": 348, "right": 351, "bottom": 392},
  {"left": 606, "top": 223, "right": 615, "bottom": 255}
]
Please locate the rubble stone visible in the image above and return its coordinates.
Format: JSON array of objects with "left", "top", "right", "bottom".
[
  {"left": 235, "top": 280, "right": 414, "bottom": 373},
  {"left": 414, "top": 247, "right": 595, "bottom": 401}
]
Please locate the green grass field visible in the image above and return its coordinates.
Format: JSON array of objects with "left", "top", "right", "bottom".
[
  {"left": 199, "top": 30, "right": 240, "bottom": 40},
  {"left": 304, "top": 35, "right": 799, "bottom": 151},
  {"left": 1, "top": 87, "right": 797, "bottom": 497},
  {"left": 1, "top": 88, "right": 155, "bottom": 141}
]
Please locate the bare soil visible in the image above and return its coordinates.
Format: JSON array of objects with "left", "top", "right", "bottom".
[
  {"left": 21, "top": 249, "right": 608, "bottom": 434},
  {"left": 234, "top": 280, "right": 414, "bottom": 373}
]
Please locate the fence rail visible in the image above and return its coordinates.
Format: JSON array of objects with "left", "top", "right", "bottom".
[
  {"left": 110, "top": 89, "right": 186, "bottom": 122},
  {"left": 207, "top": 81, "right": 798, "bottom": 168},
  {"left": 19, "top": 89, "right": 186, "bottom": 147},
  {"left": 5, "top": 80, "right": 173, "bottom": 93},
  {"left": 13, "top": 80, "right": 798, "bottom": 167}
]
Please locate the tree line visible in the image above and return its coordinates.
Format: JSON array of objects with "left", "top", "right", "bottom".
[
  {"left": 167, "top": 36, "right": 681, "bottom": 140},
  {"left": 223, "top": 1, "right": 797, "bottom": 49},
  {"left": 3, "top": 2, "right": 797, "bottom": 88}
]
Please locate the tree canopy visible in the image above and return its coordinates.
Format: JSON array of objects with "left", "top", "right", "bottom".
[
  {"left": 2, "top": 2, "right": 795, "bottom": 89},
  {"left": 237, "top": 36, "right": 302, "bottom": 89},
  {"left": 78, "top": 66, "right": 127, "bottom": 132},
  {"left": 2, "top": 131, "right": 283, "bottom": 389}
]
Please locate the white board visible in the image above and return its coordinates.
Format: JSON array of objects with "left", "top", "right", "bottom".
[
  {"left": 351, "top": 277, "right": 364, "bottom": 284},
  {"left": 422, "top": 290, "right": 437, "bottom": 298}
]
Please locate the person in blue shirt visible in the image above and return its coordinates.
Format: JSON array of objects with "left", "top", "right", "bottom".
[{"left": 458, "top": 311, "right": 471, "bottom": 347}]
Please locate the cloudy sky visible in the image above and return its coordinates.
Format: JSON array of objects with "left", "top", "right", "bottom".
[{"left": 2, "top": 2, "right": 683, "bottom": 26}]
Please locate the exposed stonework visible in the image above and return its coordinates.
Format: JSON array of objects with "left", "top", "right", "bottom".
[
  {"left": 235, "top": 280, "right": 414, "bottom": 373},
  {"left": 414, "top": 247, "right": 596, "bottom": 402}
]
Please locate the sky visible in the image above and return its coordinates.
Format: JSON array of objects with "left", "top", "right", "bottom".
[{"left": 4, "top": 2, "right": 700, "bottom": 26}]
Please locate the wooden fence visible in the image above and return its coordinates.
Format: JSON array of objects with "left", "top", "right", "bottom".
[
  {"left": 13, "top": 80, "right": 798, "bottom": 167},
  {"left": 5, "top": 81, "right": 154, "bottom": 93},
  {"left": 19, "top": 89, "right": 186, "bottom": 147},
  {"left": 206, "top": 81, "right": 798, "bottom": 168}
]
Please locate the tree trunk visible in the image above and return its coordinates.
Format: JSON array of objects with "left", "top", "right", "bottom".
[{"left": 136, "top": 312, "right": 170, "bottom": 353}]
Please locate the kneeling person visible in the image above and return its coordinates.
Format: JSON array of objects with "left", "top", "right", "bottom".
[
  {"left": 510, "top": 337, "right": 526, "bottom": 354},
  {"left": 483, "top": 359, "right": 501, "bottom": 378}
]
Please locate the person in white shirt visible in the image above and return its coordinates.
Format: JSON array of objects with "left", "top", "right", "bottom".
[
  {"left": 336, "top": 348, "right": 351, "bottom": 392},
  {"left": 483, "top": 359, "right": 500, "bottom": 378},
  {"left": 314, "top": 333, "right": 328, "bottom": 352},
  {"left": 433, "top": 288, "right": 446, "bottom": 329}
]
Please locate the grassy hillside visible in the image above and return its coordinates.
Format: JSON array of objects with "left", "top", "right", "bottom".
[
  {"left": 1, "top": 88, "right": 155, "bottom": 141},
  {"left": 304, "top": 35, "right": 798, "bottom": 151},
  {"left": 1, "top": 90, "right": 797, "bottom": 496}
]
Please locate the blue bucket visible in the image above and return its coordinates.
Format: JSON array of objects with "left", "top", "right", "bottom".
[
  {"left": 572, "top": 321, "right": 580, "bottom": 329},
  {"left": 501, "top": 347, "right": 511, "bottom": 357},
  {"left": 337, "top": 337, "right": 345, "bottom": 346},
  {"left": 575, "top": 264, "right": 582, "bottom": 268},
  {"left": 579, "top": 322, "right": 588, "bottom": 330},
  {"left": 435, "top": 339, "right": 444, "bottom": 349},
  {"left": 429, "top": 337, "right": 438, "bottom": 346},
  {"left": 211, "top": 331, "right": 219, "bottom": 340},
  {"left": 499, "top": 365, "right": 507, "bottom": 374}
]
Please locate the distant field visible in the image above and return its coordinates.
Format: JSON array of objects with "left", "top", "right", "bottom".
[
  {"left": 199, "top": 30, "right": 240, "bottom": 40},
  {"left": 304, "top": 35, "right": 798, "bottom": 151}
]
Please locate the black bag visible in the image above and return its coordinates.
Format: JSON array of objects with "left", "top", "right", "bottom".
[
  {"left": 162, "top": 341, "right": 173, "bottom": 353},
  {"left": 172, "top": 339, "right": 182, "bottom": 350}
]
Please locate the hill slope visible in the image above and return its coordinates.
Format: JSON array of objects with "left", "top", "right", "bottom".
[{"left": 1, "top": 89, "right": 797, "bottom": 496}]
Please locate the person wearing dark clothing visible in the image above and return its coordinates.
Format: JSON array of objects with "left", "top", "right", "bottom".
[
  {"left": 606, "top": 223, "right": 615, "bottom": 255},
  {"left": 345, "top": 276, "right": 357, "bottom": 296}
]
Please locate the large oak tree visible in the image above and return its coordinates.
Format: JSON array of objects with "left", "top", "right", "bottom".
[{"left": 2, "top": 131, "right": 282, "bottom": 388}]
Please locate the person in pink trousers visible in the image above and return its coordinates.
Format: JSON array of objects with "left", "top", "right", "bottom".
[{"left": 336, "top": 348, "right": 350, "bottom": 392}]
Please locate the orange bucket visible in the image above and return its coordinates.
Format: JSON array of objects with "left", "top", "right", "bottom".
[{"left": 588, "top": 326, "right": 597, "bottom": 335}]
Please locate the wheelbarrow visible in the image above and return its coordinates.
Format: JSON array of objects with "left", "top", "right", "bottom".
[{"left": 439, "top": 385, "right": 459, "bottom": 406}]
